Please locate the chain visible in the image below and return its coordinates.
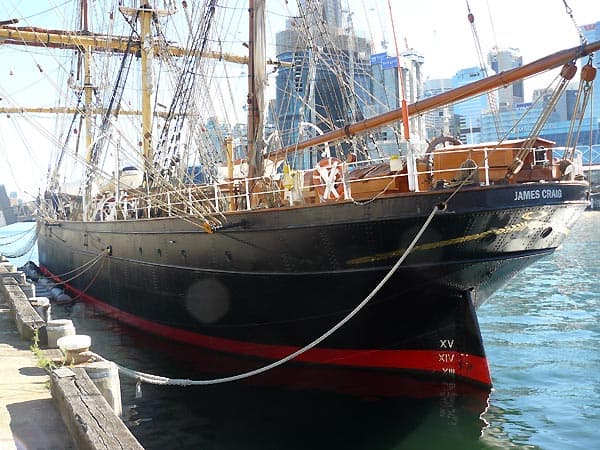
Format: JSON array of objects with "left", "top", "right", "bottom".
[{"left": 561, "top": 0, "right": 587, "bottom": 45}]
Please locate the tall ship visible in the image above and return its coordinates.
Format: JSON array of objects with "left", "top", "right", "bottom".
[{"left": 1, "top": 1, "right": 598, "bottom": 391}]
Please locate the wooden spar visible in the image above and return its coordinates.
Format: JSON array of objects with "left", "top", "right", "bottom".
[
  {"left": 0, "top": 106, "right": 186, "bottom": 116},
  {"left": 0, "top": 25, "right": 249, "bottom": 65},
  {"left": 269, "top": 39, "right": 600, "bottom": 161}
]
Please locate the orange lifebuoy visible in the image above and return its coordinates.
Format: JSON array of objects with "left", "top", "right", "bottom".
[{"left": 312, "top": 157, "right": 344, "bottom": 201}]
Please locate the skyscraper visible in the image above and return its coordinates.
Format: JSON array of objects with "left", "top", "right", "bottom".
[
  {"left": 487, "top": 47, "right": 524, "bottom": 109},
  {"left": 452, "top": 67, "right": 490, "bottom": 144},
  {"left": 423, "top": 78, "right": 458, "bottom": 140},
  {"left": 304, "top": 0, "right": 342, "bottom": 29},
  {"left": 274, "top": 1, "right": 372, "bottom": 168},
  {"left": 369, "top": 50, "right": 426, "bottom": 152}
]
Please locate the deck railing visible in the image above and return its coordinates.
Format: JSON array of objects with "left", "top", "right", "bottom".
[{"left": 41, "top": 146, "right": 582, "bottom": 222}]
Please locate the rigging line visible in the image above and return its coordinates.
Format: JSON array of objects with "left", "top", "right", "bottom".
[
  {"left": 55, "top": 249, "right": 110, "bottom": 285},
  {"left": 587, "top": 83, "right": 594, "bottom": 198},
  {"left": 153, "top": 1, "right": 219, "bottom": 177},
  {"left": 446, "top": 73, "right": 560, "bottom": 181},
  {"left": 14, "top": 0, "right": 73, "bottom": 21},
  {"left": 0, "top": 99, "right": 48, "bottom": 187},
  {"left": 63, "top": 256, "right": 107, "bottom": 302},
  {"left": 465, "top": 0, "right": 501, "bottom": 140},
  {"left": 485, "top": 0, "right": 499, "bottom": 52},
  {"left": 360, "top": 0, "right": 376, "bottom": 54},
  {"left": 298, "top": 0, "right": 357, "bottom": 127},
  {"left": 47, "top": 248, "right": 109, "bottom": 282},
  {"left": 3, "top": 1, "right": 89, "bottom": 97},
  {"left": 93, "top": 205, "right": 440, "bottom": 387},
  {"left": 564, "top": 59, "right": 596, "bottom": 160},
  {"left": 1, "top": 101, "right": 122, "bottom": 185},
  {"left": 88, "top": 14, "right": 139, "bottom": 168},
  {"left": 51, "top": 92, "right": 83, "bottom": 187},
  {"left": 493, "top": 73, "right": 560, "bottom": 147},
  {"left": 564, "top": 72, "right": 589, "bottom": 154},
  {"left": 517, "top": 70, "right": 574, "bottom": 161},
  {"left": 386, "top": 0, "right": 410, "bottom": 141}
]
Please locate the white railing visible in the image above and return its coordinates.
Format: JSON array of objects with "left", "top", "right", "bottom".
[{"left": 44, "top": 146, "right": 576, "bottom": 222}]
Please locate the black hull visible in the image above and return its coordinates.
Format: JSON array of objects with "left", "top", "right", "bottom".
[{"left": 38, "top": 182, "right": 588, "bottom": 389}]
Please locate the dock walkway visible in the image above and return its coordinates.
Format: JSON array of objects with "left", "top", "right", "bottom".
[{"left": 0, "top": 295, "right": 74, "bottom": 449}]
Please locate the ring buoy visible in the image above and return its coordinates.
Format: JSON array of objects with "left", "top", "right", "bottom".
[{"left": 312, "top": 157, "right": 344, "bottom": 201}]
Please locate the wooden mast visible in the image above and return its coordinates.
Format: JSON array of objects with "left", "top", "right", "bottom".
[
  {"left": 139, "top": 3, "right": 153, "bottom": 164},
  {"left": 247, "top": 0, "right": 258, "bottom": 180},
  {"left": 81, "top": 0, "right": 93, "bottom": 161},
  {"left": 269, "top": 40, "right": 600, "bottom": 161}
]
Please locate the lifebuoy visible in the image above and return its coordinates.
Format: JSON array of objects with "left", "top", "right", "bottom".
[{"left": 312, "top": 157, "right": 344, "bottom": 201}]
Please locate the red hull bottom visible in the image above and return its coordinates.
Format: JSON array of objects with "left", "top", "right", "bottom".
[{"left": 41, "top": 266, "right": 492, "bottom": 392}]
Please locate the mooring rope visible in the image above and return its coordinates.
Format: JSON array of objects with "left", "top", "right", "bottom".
[
  {"left": 51, "top": 249, "right": 110, "bottom": 285},
  {"left": 94, "top": 204, "right": 440, "bottom": 388}
]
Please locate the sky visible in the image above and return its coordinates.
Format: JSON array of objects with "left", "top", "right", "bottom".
[
  {"left": 357, "top": 0, "right": 598, "bottom": 79},
  {"left": 0, "top": 0, "right": 599, "bottom": 199}
]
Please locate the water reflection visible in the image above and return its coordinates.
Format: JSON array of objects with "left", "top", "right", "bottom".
[{"left": 58, "top": 302, "right": 492, "bottom": 450}]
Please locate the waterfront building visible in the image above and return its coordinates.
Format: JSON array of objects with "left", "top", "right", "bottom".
[
  {"left": 487, "top": 47, "right": 524, "bottom": 109},
  {"left": 423, "top": 78, "right": 460, "bottom": 141},
  {"left": 368, "top": 49, "right": 426, "bottom": 154},
  {"left": 452, "top": 67, "right": 493, "bottom": 144},
  {"left": 274, "top": 0, "right": 372, "bottom": 168},
  {"left": 480, "top": 83, "right": 600, "bottom": 147}
]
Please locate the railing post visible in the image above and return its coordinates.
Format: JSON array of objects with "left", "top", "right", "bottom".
[
  {"left": 245, "top": 178, "right": 251, "bottom": 210},
  {"left": 484, "top": 148, "right": 490, "bottom": 186},
  {"left": 407, "top": 150, "right": 419, "bottom": 192},
  {"left": 214, "top": 183, "right": 220, "bottom": 212}
]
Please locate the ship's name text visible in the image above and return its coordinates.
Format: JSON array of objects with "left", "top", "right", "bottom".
[{"left": 513, "top": 189, "right": 562, "bottom": 201}]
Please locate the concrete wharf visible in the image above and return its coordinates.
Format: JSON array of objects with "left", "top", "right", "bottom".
[
  {"left": 0, "top": 292, "right": 74, "bottom": 449},
  {"left": 0, "top": 259, "right": 143, "bottom": 450}
]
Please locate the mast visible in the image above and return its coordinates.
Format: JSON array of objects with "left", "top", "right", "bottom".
[
  {"left": 139, "top": 3, "right": 154, "bottom": 163},
  {"left": 246, "top": 0, "right": 266, "bottom": 179},
  {"left": 81, "top": 0, "right": 93, "bottom": 161},
  {"left": 269, "top": 40, "right": 600, "bottom": 161},
  {"left": 247, "top": 0, "right": 257, "bottom": 179}
]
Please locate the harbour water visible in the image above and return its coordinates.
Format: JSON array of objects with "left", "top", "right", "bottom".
[{"left": 1, "top": 212, "right": 598, "bottom": 449}]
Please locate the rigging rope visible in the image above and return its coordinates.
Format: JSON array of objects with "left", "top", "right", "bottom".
[
  {"left": 153, "top": 0, "right": 219, "bottom": 180},
  {"left": 464, "top": 0, "right": 501, "bottom": 140},
  {"left": 51, "top": 249, "right": 110, "bottom": 285},
  {"left": 587, "top": 82, "right": 594, "bottom": 198},
  {"left": 564, "top": 58, "right": 596, "bottom": 160},
  {"left": 503, "top": 62, "right": 578, "bottom": 179}
]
